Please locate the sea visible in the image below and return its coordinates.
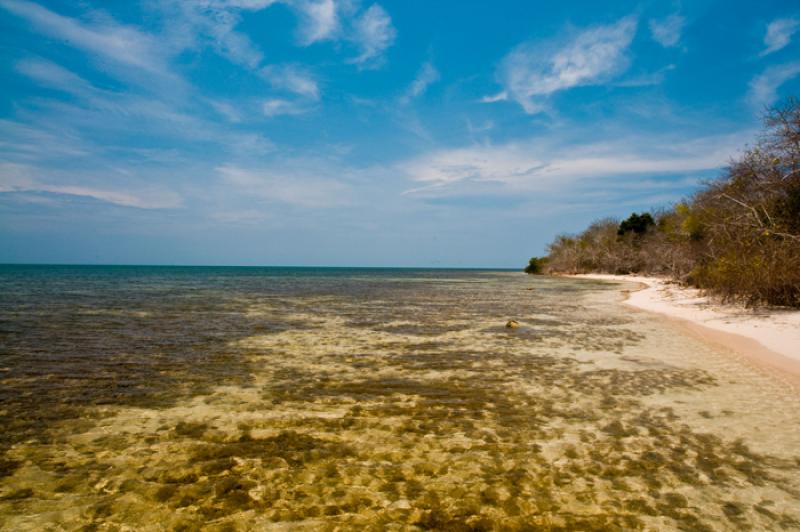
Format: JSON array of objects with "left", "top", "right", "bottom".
[{"left": 1, "top": 265, "right": 799, "bottom": 530}]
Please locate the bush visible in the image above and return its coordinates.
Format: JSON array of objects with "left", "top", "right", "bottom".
[
  {"left": 524, "top": 257, "right": 547, "bottom": 274},
  {"left": 617, "top": 212, "right": 655, "bottom": 236}
]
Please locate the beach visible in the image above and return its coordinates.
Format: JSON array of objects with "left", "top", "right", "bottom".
[{"left": 575, "top": 274, "right": 800, "bottom": 387}]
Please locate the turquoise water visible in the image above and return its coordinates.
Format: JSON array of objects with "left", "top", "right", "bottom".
[{"left": 1, "top": 265, "right": 799, "bottom": 530}]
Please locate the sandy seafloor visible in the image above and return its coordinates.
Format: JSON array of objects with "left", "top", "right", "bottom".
[{"left": 1, "top": 266, "right": 800, "bottom": 530}]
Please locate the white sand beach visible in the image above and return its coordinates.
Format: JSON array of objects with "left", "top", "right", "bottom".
[{"left": 576, "top": 274, "right": 800, "bottom": 386}]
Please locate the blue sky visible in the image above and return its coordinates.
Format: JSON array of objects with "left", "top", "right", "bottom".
[{"left": 1, "top": 0, "right": 799, "bottom": 267}]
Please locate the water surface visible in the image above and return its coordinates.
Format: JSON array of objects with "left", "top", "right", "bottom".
[{"left": 1, "top": 265, "right": 799, "bottom": 530}]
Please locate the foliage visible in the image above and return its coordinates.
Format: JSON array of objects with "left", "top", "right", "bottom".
[
  {"left": 524, "top": 256, "right": 547, "bottom": 274},
  {"left": 617, "top": 212, "right": 655, "bottom": 236},
  {"left": 541, "top": 97, "right": 800, "bottom": 307}
]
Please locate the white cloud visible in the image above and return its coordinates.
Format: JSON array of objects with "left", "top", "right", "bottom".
[
  {"left": 217, "top": 164, "right": 351, "bottom": 207},
  {"left": 16, "top": 57, "right": 97, "bottom": 99},
  {"left": 465, "top": 119, "right": 494, "bottom": 135},
  {"left": 289, "top": 1, "right": 396, "bottom": 67},
  {"left": 648, "top": 14, "right": 685, "bottom": 48},
  {"left": 748, "top": 62, "right": 800, "bottom": 109},
  {"left": 349, "top": 4, "right": 396, "bottom": 67},
  {"left": 614, "top": 64, "right": 676, "bottom": 87},
  {"left": 3, "top": 0, "right": 281, "bottom": 84},
  {"left": 480, "top": 92, "right": 508, "bottom": 104},
  {"left": 400, "top": 61, "right": 439, "bottom": 103},
  {"left": 489, "top": 16, "right": 638, "bottom": 113},
  {"left": 208, "top": 99, "right": 244, "bottom": 123},
  {"left": 157, "top": 0, "right": 279, "bottom": 69},
  {"left": 0, "top": 118, "right": 88, "bottom": 159},
  {"left": 35, "top": 184, "right": 180, "bottom": 208},
  {"left": 293, "top": 0, "right": 339, "bottom": 45},
  {"left": 0, "top": 162, "right": 181, "bottom": 209},
  {"left": 400, "top": 131, "right": 748, "bottom": 195},
  {"left": 761, "top": 17, "right": 799, "bottom": 57},
  {"left": 0, "top": 0, "right": 175, "bottom": 82},
  {"left": 14, "top": 59, "right": 238, "bottom": 138},
  {"left": 261, "top": 64, "right": 320, "bottom": 100},
  {"left": 262, "top": 98, "right": 312, "bottom": 117}
]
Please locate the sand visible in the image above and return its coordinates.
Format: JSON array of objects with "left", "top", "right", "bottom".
[{"left": 575, "top": 274, "right": 800, "bottom": 386}]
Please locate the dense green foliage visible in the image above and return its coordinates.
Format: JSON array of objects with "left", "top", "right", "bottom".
[
  {"left": 542, "top": 98, "right": 800, "bottom": 307},
  {"left": 617, "top": 213, "right": 655, "bottom": 236},
  {"left": 524, "top": 256, "right": 547, "bottom": 274}
]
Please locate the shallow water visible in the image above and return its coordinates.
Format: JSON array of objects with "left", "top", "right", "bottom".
[{"left": 1, "top": 265, "right": 799, "bottom": 530}]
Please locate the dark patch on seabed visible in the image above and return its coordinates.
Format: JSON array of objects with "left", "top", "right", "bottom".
[{"left": 1, "top": 265, "right": 799, "bottom": 530}]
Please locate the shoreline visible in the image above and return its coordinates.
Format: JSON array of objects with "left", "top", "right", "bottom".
[{"left": 573, "top": 274, "right": 800, "bottom": 388}]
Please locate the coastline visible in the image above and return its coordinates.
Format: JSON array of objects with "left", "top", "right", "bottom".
[{"left": 573, "top": 274, "right": 800, "bottom": 387}]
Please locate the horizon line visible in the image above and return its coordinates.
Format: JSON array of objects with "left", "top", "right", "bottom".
[{"left": 0, "top": 262, "right": 521, "bottom": 271}]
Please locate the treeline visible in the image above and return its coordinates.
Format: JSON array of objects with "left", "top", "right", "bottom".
[{"left": 534, "top": 98, "right": 800, "bottom": 308}]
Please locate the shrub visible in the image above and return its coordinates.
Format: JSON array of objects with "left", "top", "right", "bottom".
[
  {"left": 524, "top": 257, "right": 547, "bottom": 274},
  {"left": 617, "top": 212, "right": 655, "bottom": 236}
]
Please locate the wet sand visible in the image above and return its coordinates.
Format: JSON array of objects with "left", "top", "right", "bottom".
[{"left": 575, "top": 274, "right": 800, "bottom": 389}]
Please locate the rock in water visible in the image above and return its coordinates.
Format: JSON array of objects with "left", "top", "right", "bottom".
[{"left": 506, "top": 320, "right": 520, "bottom": 329}]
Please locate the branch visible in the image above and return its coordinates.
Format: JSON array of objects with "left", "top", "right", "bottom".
[{"left": 718, "top": 193, "right": 764, "bottom": 228}]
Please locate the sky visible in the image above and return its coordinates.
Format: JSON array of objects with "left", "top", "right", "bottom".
[{"left": 1, "top": 0, "right": 799, "bottom": 267}]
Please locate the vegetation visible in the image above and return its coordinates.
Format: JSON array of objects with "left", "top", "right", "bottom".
[
  {"left": 540, "top": 98, "right": 800, "bottom": 307},
  {"left": 617, "top": 212, "right": 655, "bottom": 236},
  {"left": 524, "top": 256, "right": 547, "bottom": 274}
]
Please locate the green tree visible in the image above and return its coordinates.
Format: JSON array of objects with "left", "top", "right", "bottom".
[
  {"left": 524, "top": 257, "right": 547, "bottom": 274},
  {"left": 617, "top": 212, "right": 655, "bottom": 236}
]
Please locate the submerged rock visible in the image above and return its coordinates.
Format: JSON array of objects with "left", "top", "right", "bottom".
[{"left": 505, "top": 320, "right": 520, "bottom": 329}]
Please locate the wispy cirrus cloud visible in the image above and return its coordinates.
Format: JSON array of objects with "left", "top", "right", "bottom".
[
  {"left": 400, "top": 61, "right": 439, "bottom": 104},
  {"left": 484, "top": 16, "right": 638, "bottom": 113},
  {"left": 217, "top": 164, "right": 351, "bottom": 208},
  {"left": 261, "top": 64, "right": 320, "bottom": 100},
  {"left": 0, "top": 162, "right": 182, "bottom": 209},
  {"left": 0, "top": 0, "right": 177, "bottom": 85},
  {"left": 156, "top": 0, "right": 278, "bottom": 69},
  {"left": 290, "top": 0, "right": 395, "bottom": 67},
  {"left": 648, "top": 14, "right": 685, "bottom": 48},
  {"left": 614, "top": 64, "right": 676, "bottom": 87},
  {"left": 400, "top": 131, "right": 748, "bottom": 196},
  {"left": 15, "top": 57, "right": 98, "bottom": 100},
  {"left": 748, "top": 62, "right": 800, "bottom": 109},
  {"left": 14, "top": 57, "right": 270, "bottom": 147},
  {"left": 262, "top": 98, "right": 314, "bottom": 117},
  {"left": 293, "top": 0, "right": 339, "bottom": 45},
  {"left": 760, "top": 17, "right": 799, "bottom": 57},
  {"left": 349, "top": 4, "right": 395, "bottom": 67}
]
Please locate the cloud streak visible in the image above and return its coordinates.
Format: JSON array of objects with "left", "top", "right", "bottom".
[
  {"left": 0, "top": 162, "right": 181, "bottom": 209},
  {"left": 293, "top": 0, "right": 339, "bottom": 45},
  {"left": 217, "top": 164, "right": 351, "bottom": 208},
  {"left": 761, "top": 17, "right": 799, "bottom": 57},
  {"left": 349, "top": 4, "right": 396, "bottom": 67},
  {"left": 261, "top": 64, "right": 320, "bottom": 100},
  {"left": 400, "top": 62, "right": 439, "bottom": 104},
  {"left": 649, "top": 14, "right": 685, "bottom": 48},
  {"left": 748, "top": 62, "right": 800, "bottom": 110},
  {"left": 488, "top": 16, "right": 638, "bottom": 113},
  {"left": 0, "top": 0, "right": 176, "bottom": 84},
  {"left": 401, "top": 131, "right": 748, "bottom": 196},
  {"left": 157, "top": 0, "right": 279, "bottom": 69}
]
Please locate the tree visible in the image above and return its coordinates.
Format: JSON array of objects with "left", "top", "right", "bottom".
[
  {"left": 524, "top": 256, "right": 547, "bottom": 274},
  {"left": 617, "top": 212, "right": 655, "bottom": 236}
]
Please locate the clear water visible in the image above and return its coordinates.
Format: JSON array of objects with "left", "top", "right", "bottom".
[{"left": 1, "top": 265, "right": 799, "bottom": 530}]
